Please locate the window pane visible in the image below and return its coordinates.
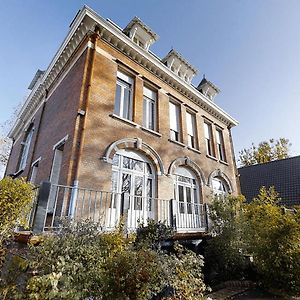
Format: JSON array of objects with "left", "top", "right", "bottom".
[
  {"left": 147, "top": 178, "right": 153, "bottom": 211},
  {"left": 178, "top": 185, "right": 185, "bottom": 213},
  {"left": 114, "top": 83, "right": 122, "bottom": 115},
  {"left": 143, "top": 96, "right": 155, "bottom": 130},
  {"left": 123, "top": 157, "right": 133, "bottom": 169},
  {"left": 134, "top": 176, "right": 143, "bottom": 210},
  {"left": 19, "top": 129, "right": 34, "bottom": 170},
  {"left": 204, "top": 123, "right": 210, "bottom": 139},
  {"left": 112, "top": 154, "right": 119, "bottom": 166},
  {"left": 121, "top": 173, "right": 131, "bottom": 194},
  {"left": 169, "top": 102, "right": 179, "bottom": 131},
  {"left": 186, "top": 187, "right": 192, "bottom": 214},
  {"left": 123, "top": 88, "right": 131, "bottom": 119},
  {"left": 111, "top": 171, "right": 118, "bottom": 208},
  {"left": 186, "top": 112, "right": 194, "bottom": 136}
]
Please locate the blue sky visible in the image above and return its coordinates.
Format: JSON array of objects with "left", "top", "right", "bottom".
[{"left": 1, "top": 0, "right": 300, "bottom": 159}]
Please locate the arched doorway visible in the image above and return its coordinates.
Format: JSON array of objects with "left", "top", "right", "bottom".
[
  {"left": 109, "top": 149, "right": 156, "bottom": 229},
  {"left": 173, "top": 166, "right": 202, "bottom": 231}
]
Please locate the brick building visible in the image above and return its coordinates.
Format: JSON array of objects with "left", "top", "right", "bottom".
[{"left": 6, "top": 6, "right": 239, "bottom": 234}]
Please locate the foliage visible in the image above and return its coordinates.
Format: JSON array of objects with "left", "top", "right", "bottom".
[
  {"left": 0, "top": 177, "right": 34, "bottom": 267},
  {"left": 0, "top": 136, "right": 11, "bottom": 168},
  {"left": 239, "top": 138, "right": 291, "bottom": 167},
  {"left": 165, "top": 243, "right": 207, "bottom": 300},
  {"left": 206, "top": 188, "right": 300, "bottom": 295},
  {"left": 26, "top": 220, "right": 207, "bottom": 300},
  {"left": 244, "top": 187, "right": 300, "bottom": 295},
  {"left": 205, "top": 195, "right": 249, "bottom": 283},
  {"left": 136, "top": 219, "right": 174, "bottom": 250}
]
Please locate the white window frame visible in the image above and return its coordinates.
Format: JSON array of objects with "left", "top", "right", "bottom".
[
  {"left": 212, "top": 177, "right": 228, "bottom": 199},
  {"left": 216, "top": 129, "right": 226, "bottom": 162},
  {"left": 114, "top": 71, "right": 134, "bottom": 121},
  {"left": 169, "top": 101, "right": 181, "bottom": 142},
  {"left": 143, "top": 86, "right": 157, "bottom": 131},
  {"left": 19, "top": 126, "right": 34, "bottom": 170},
  {"left": 204, "top": 122, "right": 214, "bottom": 157},
  {"left": 186, "top": 111, "right": 197, "bottom": 149}
]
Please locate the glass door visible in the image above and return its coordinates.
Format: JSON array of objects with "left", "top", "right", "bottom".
[
  {"left": 110, "top": 150, "right": 155, "bottom": 230},
  {"left": 174, "top": 167, "right": 201, "bottom": 231}
]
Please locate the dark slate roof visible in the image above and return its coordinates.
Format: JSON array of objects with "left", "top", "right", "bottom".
[{"left": 238, "top": 156, "right": 300, "bottom": 206}]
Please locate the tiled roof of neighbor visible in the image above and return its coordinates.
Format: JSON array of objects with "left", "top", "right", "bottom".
[{"left": 238, "top": 155, "right": 300, "bottom": 206}]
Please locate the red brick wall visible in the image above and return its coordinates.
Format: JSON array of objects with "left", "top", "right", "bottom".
[{"left": 6, "top": 49, "right": 88, "bottom": 186}]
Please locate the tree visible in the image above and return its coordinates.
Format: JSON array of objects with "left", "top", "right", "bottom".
[
  {"left": 239, "top": 138, "right": 291, "bottom": 167},
  {"left": 244, "top": 187, "right": 300, "bottom": 295},
  {"left": 204, "top": 195, "right": 249, "bottom": 283},
  {"left": 206, "top": 188, "right": 300, "bottom": 296}
]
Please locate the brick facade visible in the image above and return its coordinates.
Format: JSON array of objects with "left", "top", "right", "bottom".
[{"left": 6, "top": 7, "right": 239, "bottom": 231}]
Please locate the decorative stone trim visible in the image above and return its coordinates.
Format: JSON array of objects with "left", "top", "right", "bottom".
[
  {"left": 103, "top": 137, "right": 165, "bottom": 175},
  {"left": 168, "top": 156, "right": 206, "bottom": 185}
]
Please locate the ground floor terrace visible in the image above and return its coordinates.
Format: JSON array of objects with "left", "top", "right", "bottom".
[{"left": 28, "top": 138, "right": 235, "bottom": 234}]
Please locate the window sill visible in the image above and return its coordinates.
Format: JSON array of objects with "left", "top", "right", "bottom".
[
  {"left": 206, "top": 154, "right": 229, "bottom": 166},
  {"left": 141, "top": 127, "right": 162, "bottom": 137},
  {"left": 168, "top": 139, "right": 186, "bottom": 148},
  {"left": 206, "top": 154, "right": 218, "bottom": 162},
  {"left": 187, "top": 147, "right": 201, "bottom": 154},
  {"left": 109, "top": 114, "right": 138, "bottom": 127},
  {"left": 219, "top": 160, "right": 229, "bottom": 166},
  {"left": 12, "top": 168, "right": 25, "bottom": 178}
]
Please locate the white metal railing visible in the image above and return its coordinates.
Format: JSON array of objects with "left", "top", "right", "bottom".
[{"left": 31, "top": 183, "right": 207, "bottom": 233}]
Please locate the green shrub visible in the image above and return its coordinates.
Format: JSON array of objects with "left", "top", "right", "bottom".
[
  {"left": 205, "top": 194, "right": 249, "bottom": 283},
  {"left": 244, "top": 187, "right": 300, "bottom": 295},
  {"left": 26, "top": 220, "right": 207, "bottom": 299},
  {"left": 0, "top": 176, "right": 33, "bottom": 276},
  {"left": 206, "top": 188, "right": 300, "bottom": 296}
]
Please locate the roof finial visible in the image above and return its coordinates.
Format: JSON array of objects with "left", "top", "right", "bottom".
[{"left": 203, "top": 74, "right": 206, "bottom": 79}]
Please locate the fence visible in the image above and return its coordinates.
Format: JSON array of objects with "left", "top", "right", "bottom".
[{"left": 29, "top": 182, "right": 208, "bottom": 233}]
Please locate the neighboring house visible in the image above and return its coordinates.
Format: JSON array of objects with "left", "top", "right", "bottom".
[
  {"left": 5, "top": 6, "right": 239, "bottom": 235},
  {"left": 238, "top": 156, "right": 300, "bottom": 206}
]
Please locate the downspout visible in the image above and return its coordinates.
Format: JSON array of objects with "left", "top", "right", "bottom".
[
  {"left": 27, "top": 95, "right": 47, "bottom": 180},
  {"left": 228, "top": 125, "right": 241, "bottom": 194},
  {"left": 68, "top": 27, "right": 100, "bottom": 217}
]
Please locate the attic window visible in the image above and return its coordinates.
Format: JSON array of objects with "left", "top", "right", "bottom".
[
  {"left": 123, "top": 17, "right": 159, "bottom": 52},
  {"left": 133, "top": 36, "right": 145, "bottom": 48}
]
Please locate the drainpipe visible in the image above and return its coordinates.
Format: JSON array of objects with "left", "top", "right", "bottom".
[
  {"left": 27, "top": 96, "right": 47, "bottom": 180},
  {"left": 228, "top": 125, "right": 241, "bottom": 194},
  {"left": 67, "top": 27, "right": 100, "bottom": 217}
]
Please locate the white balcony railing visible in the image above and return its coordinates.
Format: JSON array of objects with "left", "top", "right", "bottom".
[{"left": 30, "top": 183, "right": 208, "bottom": 233}]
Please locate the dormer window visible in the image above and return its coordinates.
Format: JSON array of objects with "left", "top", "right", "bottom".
[
  {"left": 123, "top": 17, "right": 159, "bottom": 51},
  {"left": 197, "top": 77, "right": 220, "bottom": 101},
  {"left": 133, "top": 36, "right": 145, "bottom": 48},
  {"left": 162, "top": 49, "right": 197, "bottom": 84}
]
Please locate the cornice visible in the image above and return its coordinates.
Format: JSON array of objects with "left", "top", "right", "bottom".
[{"left": 9, "top": 5, "right": 238, "bottom": 139}]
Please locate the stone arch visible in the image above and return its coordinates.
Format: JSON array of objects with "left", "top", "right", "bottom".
[
  {"left": 168, "top": 156, "right": 206, "bottom": 185},
  {"left": 103, "top": 138, "right": 165, "bottom": 175},
  {"left": 208, "top": 169, "right": 233, "bottom": 193}
]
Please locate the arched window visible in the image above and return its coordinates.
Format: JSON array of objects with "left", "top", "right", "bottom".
[
  {"left": 212, "top": 176, "right": 229, "bottom": 197},
  {"left": 110, "top": 149, "right": 156, "bottom": 228}
]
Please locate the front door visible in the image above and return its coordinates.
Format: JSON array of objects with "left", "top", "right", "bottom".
[
  {"left": 174, "top": 167, "right": 201, "bottom": 231},
  {"left": 109, "top": 150, "right": 155, "bottom": 230}
]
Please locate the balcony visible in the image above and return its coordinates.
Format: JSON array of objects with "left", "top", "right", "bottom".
[{"left": 28, "top": 182, "right": 208, "bottom": 234}]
